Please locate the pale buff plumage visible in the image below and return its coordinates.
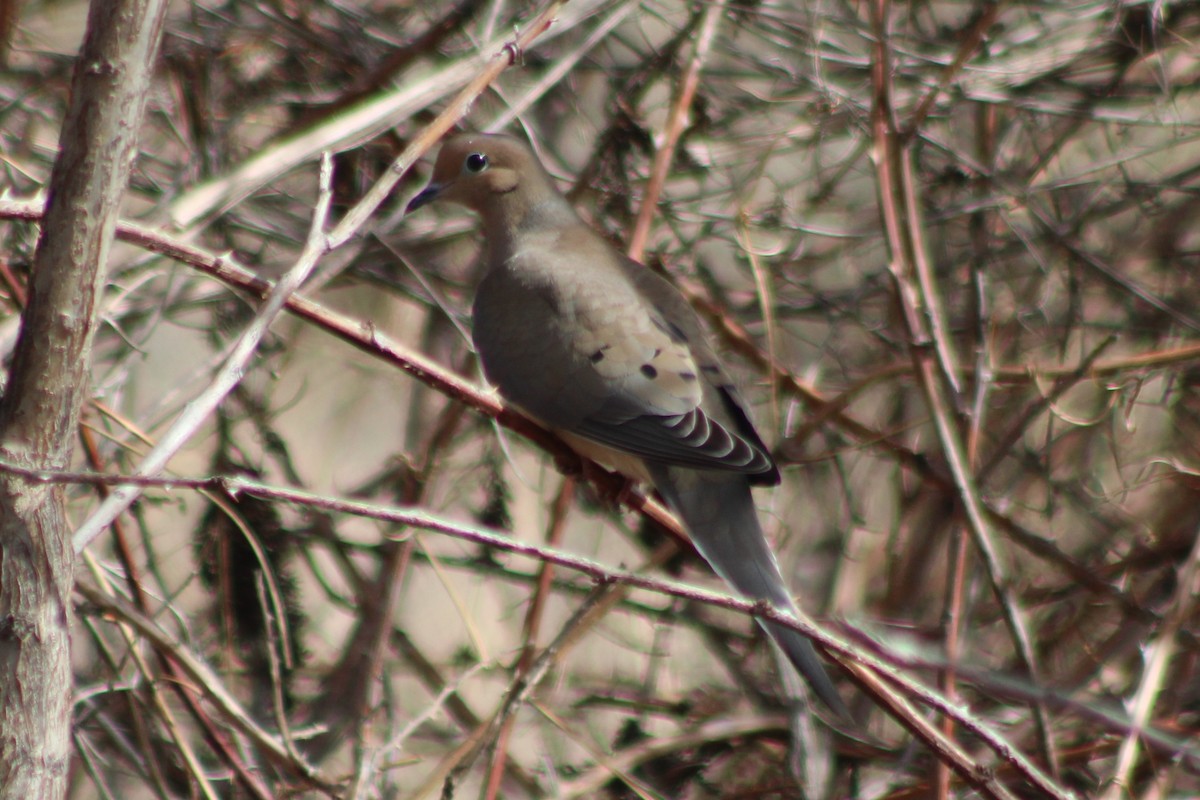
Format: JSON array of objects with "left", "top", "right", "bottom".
[{"left": 408, "top": 133, "right": 847, "bottom": 718}]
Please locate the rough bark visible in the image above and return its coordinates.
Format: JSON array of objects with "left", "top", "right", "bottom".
[{"left": 0, "top": 0, "right": 167, "bottom": 796}]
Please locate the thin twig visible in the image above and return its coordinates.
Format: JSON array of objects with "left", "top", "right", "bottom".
[
  {"left": 74, "top": 579, "right": 342, "bottom": 793},
  {"left": 1101, "top": 520, "right": 1200, "bottom": 799},
  {"left": 627, "top": 0, "right": 726, "bottom": 260},
  {"left": 868, "top": 0, "right": 1059, "bottom": 775},
  {"left": 483, "top": 477, "right": 575, "bottom": 800},
  {"left": 72, "top": 153, "right": 337, "bottom": 552}
]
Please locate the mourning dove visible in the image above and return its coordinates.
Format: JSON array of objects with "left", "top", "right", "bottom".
[{"left": 408, "top": 133, "right": 847, "bottom": 718}]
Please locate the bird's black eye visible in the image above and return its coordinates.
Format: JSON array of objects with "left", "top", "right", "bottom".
[{"left": 465, "top": 153, "right": 489, "bottom": 173}]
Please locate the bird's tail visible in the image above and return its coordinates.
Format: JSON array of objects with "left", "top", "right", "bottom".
[{"left": 648, "top": 465, "right": 849, "bottom": 719}]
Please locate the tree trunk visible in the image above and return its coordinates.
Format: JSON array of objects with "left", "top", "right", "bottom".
[{"left": 0, "top": 0, "right": 167, "bottom": 796}]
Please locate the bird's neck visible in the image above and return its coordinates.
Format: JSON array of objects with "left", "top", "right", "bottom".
[{"left": 480, "top": 193, "right": 579, "bottom": 257}]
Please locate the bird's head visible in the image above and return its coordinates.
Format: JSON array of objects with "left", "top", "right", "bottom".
[{"left": 406, "top": 133, "right": 546, "bottom": 215}]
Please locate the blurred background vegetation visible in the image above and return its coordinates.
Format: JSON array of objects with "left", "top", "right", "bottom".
[{"left": 2, "top": 0, "right": 1200, "bottom": 797}]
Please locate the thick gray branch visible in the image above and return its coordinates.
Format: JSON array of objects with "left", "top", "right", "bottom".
[{"left": 0, "top": 0, "right": 167, "bottom": 796}]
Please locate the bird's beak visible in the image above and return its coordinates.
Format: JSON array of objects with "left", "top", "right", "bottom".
[{"left": 406, "top": 182, "right": 446, "bottom": 214}]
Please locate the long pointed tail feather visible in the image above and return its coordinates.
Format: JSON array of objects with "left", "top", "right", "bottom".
[{"left": 648, "top": 464, "right": 850, "bottom": 719}]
